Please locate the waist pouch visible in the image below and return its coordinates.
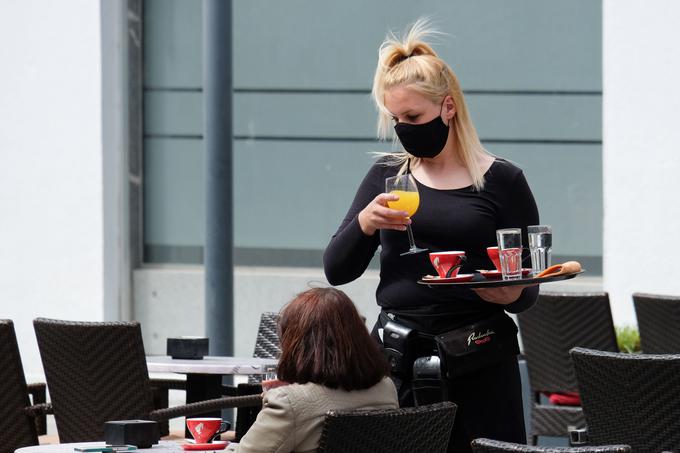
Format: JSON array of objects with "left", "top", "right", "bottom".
[{"left": 434, "top": 313, "right": 519, "bottom": 378}]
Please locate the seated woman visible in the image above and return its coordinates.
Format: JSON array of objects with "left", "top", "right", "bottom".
[{"left": 236, "top": 287, "right": 398, "bottom": 453}]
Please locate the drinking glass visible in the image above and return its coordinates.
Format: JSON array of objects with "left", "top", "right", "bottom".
[
  {"left": 528, "top": 225, "right": 552, "bottom": 276},
  {"left": 261, "top": 365, "right": 279, "bottom": 391},
  {"left": 496, "top": 228, "right": 522, "bottom": 280},
  {"left": 385, "top": 174, "right": 427, "bottom": 256}
]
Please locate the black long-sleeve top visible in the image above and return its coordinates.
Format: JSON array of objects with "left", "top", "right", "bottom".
[{"left": 323, "top": 157, "right": 540, "bottom": 329}]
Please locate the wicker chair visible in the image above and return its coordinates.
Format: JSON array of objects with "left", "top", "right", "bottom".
[
  {"left": 633, "top": 292, "right": 680, "bottom": 353},
  {"left": 471, "top": 438, "right": 631, "bottom": 453},
  {"left": 317, "top": 401, "right": 456, "bottom": 453},
  {"left": 517, "top": 293, "right": 618, "bottom": 444},
  {"left": 248, "top": 312, "right": 281, "bottom": 383},
  {"left": 226, "top": 312, "right": 280, "bottom": 441},
  {"left": 571, "top": 347, "right": 680, "bottom": 452},
  {"left": 0, "top": 320, "right": 51, "bottom": 453},
  {"left": 33, "top": 318, "right": 261, "bottom": 443}
]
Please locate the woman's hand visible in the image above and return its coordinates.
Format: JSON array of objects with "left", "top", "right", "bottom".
[
  {"left": 358, "top": 193, "right": 411, "bottom": 236},
  {"left": 473, "top": 285, "right": 536, "bottom": 305},
  {"left": 261, "top": 378, "right": 286, "bottom": 393}
]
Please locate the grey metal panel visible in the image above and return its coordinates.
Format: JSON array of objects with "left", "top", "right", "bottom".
[
  {"left": 144, "top": 91, "right": 202, "bottom": 135},
  {"left": 143, "top": 0, "right": 602, "bottom": 91},
  {"left": 143, "top": 0, "right": 202, "bottom": 88},
  {"left": 143, "top": 138, "right": 602, "bottom": 260},
  {"left": 489, "top": 143, "right": 602, "bottom": 257},
  {"left": 469, "top": 94, "right": 601, "bottom": 141},
  {"left": 143, "top": 138, "right": 205, "bottom": 245},
  {"left": 145, "top": 91, "right": 602, "bottom": 141},
  {"left": 234, "top": 140, "right": 601, "bottom": 257},
  {"left": 233, "top": 0, "right": 601, "bottom": 90},
  {"left": 141, "top": 0, "right": 603, "bottom": 265},
  {"left": 233, "top": 140, "right": 391, "bottom": 249}
]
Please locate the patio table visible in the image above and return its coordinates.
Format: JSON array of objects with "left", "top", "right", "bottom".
[
  {"left": 146, "top": 356, "right": 276, "bottom": 436},
  {"left": 16, "top": 441, "right": 184, "bottom": 453}
]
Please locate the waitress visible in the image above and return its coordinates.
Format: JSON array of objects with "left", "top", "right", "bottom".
[{"left": 323, "top": 19, "right": 539, "bottom": 452}]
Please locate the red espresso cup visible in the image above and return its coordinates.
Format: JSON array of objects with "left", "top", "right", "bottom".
[
  {"left": 429, "top": 251, "right": 466, "bottom": 278},
  {"left": 487, "top": 246, "right": 501, "bottom": 271},
  {"left": 186, "top": 418, "right": 229, "bottom": 444}
]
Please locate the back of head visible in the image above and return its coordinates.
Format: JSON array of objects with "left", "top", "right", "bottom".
[
  {"left": 277, "top": 287, "right": 390, "bottom": 391},
  {"left": 371, "top": 18, "right": 488, "bottom": 190},
  {"left": 372, "top": 18, "right": 448, "bottom": 133}
]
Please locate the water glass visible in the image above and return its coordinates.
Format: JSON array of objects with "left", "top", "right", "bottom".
[
  {"left": 528, "top": 225, "right": 552, "bottom": 275},
  {"left": 496, "top": 228, "right": 522, "bottom": 280},
  {"left": 262, "top": 365, "right": 279, "bottom": 391}
]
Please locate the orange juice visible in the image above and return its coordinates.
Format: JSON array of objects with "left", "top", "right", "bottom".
[{"left": 388, "top": 190, "right": 420, "bottom": 217}]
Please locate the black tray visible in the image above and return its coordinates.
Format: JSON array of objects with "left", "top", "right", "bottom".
[{"left": 418, "top": 270, "right": 585, "bottom": 288}]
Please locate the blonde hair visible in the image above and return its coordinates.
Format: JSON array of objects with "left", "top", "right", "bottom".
[{"left": 371, "top": 18, "right": 489, "bottom": 190}]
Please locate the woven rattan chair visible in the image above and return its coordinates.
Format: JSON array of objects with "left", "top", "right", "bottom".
[
  {"left": 224, "top": 312, "right": 280, "bottom": 440},
  {"left": 471, "top": 438, "right": 631, "bottom": 453},
  {"left": 33, "top": 318, "right": 261, "bottom": 443},
  {"left": 633, "top": 292, "right": 680, "bottom": 353},
  {"left": 248, "top": 312, "right": 281, "bottom": 384},
  {"left": 571, "top": 347, "right": 680, "bottom": 452},
  {"left": 0, "top": 320, "right": 52, "bottom": 453},
  {"left": 317, "top": 401, "right": 456, "bottom": 453},
  {"left": 517, "top": 293, "right": 618, "bottom": 444}
]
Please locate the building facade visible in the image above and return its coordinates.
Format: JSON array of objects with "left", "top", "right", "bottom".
[{"left": 2, "top": 0, "right": 679, "bottom": 380}]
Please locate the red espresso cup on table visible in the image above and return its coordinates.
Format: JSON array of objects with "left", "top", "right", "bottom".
[
  {"left": 186, "top": 417, "right": 229, "bottom": 444},
  {"left": 429, "top": 251, "right": 466, "bottom": 278},
  {"left": 487, "top": 246, "right": 501, "bottom": 271}
]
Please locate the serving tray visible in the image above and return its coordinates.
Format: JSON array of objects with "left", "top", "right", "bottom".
[{"left": 418, "top": 270, "right": 585, "bottom": 288}]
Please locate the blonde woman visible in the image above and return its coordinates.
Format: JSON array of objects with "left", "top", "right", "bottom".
[{"left": 324, "top": 19, "right": 538, "bottom": 452}]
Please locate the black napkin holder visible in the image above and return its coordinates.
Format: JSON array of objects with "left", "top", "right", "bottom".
[
  {"left": 104, "top": 420, "right": 159, "bottom": 448},
  {"left": 167, "top": 336, "right": 209, "bottom": 359}
]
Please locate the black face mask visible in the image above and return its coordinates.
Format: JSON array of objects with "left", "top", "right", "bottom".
[{"left": 394, "top": 107, "right": 449, "bottom": 159}]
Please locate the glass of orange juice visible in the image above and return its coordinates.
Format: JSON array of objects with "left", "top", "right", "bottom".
[{"left": 386, "top": 174, "right": 428, "bottom": 255}]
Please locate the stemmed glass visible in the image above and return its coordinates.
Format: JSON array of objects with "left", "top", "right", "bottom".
[{"left": 386, "top": 174, "right": 428, "bottom": 256}]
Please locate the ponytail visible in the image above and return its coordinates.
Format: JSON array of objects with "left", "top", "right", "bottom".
[{"left": 371, "top": 18, "right": 490, "bottom": 191}]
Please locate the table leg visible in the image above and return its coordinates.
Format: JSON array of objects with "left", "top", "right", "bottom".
[{"left": 184, "top": 374, "right": 223, "bottom": 438}]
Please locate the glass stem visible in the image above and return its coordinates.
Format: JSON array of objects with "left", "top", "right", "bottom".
[{"left": 406, "top": 224, "right": 417, "bottom": 250}]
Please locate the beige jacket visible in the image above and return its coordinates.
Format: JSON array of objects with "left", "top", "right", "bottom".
[{"left": 235, "top": 377, "right": 398, "bottom": 453}]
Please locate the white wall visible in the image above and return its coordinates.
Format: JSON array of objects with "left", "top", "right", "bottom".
[
  {"left": 0, "top": 0, "right": 104, "bottom": 380},
  {"left": 603, "top": 0, "right": 680, "bottom": 326}
]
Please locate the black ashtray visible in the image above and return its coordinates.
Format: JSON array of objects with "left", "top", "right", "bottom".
[
  {"left": 167, "top": 336, "right": 209, "bottom": 359},
  {"left": 104, "top": 420, "right": 159, "bottom": 448}
]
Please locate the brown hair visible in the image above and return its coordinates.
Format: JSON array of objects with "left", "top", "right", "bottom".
[{"left": 276, "top": 287, "right": 390, "bottom": 391}]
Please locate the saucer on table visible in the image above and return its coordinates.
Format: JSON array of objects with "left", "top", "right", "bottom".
[{"left": 182, "top": 440, "right": 228, "bottom": 451}]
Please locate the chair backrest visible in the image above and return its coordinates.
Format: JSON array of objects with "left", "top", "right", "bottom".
[
  {"left": 0, "top": 320, "right": 39, "bottom": 453},
  {"left": 633, "top": 292, "right": 680, "bottom": 353},
  {"left": 571, "top": 347, "right": 680, "bottom": 452},
  {"left": 33, "top": 318, "right": 155, "bottom": 442},
  {"left": 248, "top": 312, "right": 281, "bottom": 385},
  {"left": 252, "top": 312, "right": 281, "bottom": 359},
  {"left": 517, "top": 293, "right": 618, "bottom": 393},
  {"left": 317, "top": 401, "right": 456, "bottom": 453},
  {"left": 471, "top": 438, "right": 631, "bottom": 453}
]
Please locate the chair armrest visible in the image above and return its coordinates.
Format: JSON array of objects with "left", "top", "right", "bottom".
[
  {"left": 24, "top": 402, "right": 53, "bottom": 417},
  {"left": 149, "top": 395, "right": 262, "bottom": 422},
  {"left": 25, "top": 384, "right": 49, "bottom": 435}
]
